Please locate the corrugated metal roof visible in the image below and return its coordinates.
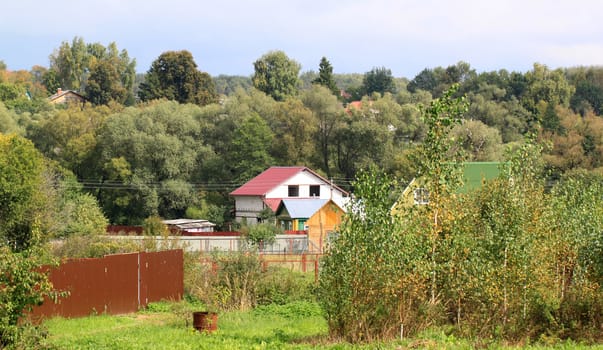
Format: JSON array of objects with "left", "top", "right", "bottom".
[
  {"left": 460, "top": 162, "right": 505, "bottom": 193},
  {"left": 230, "top": 166, "right": 349, "bottom": 196},
  {"left": 263, "top": 198, "right": 282, "bottom": 211},
  {"left": 162, "top": 219, "right": 215, "bottom": 229},
  {"left": 230, "top": 166, "right": 307, "bottom": 196},
  {"left": 280, "top": 199, "right": 328, "bottom": 218}
]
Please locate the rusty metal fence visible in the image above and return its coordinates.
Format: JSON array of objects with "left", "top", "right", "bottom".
[{"left": 30, "top": 249, "right": 183, "bottom": 320}]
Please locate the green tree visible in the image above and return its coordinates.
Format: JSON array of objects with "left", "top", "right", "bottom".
[
  {"left": 0, "top": 102, "right": 22, "bottom": 134},
  {"left": 301, "top": 85, "right": 344, "bottom": 178},
  {"left": 333, "top": 110, "right": 391, "bottom": 180},
  {"left": 449, "top": 119, "right": 503, "bottom": 161},
  {"left": 228, "top": 113, "right": 274, "bottom": 183},
  {"left": 361, "top": 66, "right": 396, "bottom": 96},
  {"left": 48, "top": 36, "right": 89, "bottom": 91},
  {"left": 407, "top": 67, "right": 439, "bottom": 93},
  {"left": 252, "top": 50, "right": 301, "bottom": 101},
  {"left": 319, "top": 168, "right": 405, "bottom": 342},
  {"left": 138, "top": 50, "right": 217, "bottom": 106},
  {"left": 522, "top": 63, "right": 575, "bottom": 114},
  {"left": 413, "top": 84, "right": 468, "bottom": 303},
  {"left": 312, "top": 57, "right": 339, "bottom": 96},
  {"left": 271, "top": 98, "right": 317, "bottom": 166},
  {"left": 52, "top": 173, "right": 108, "bottom": 238},
  {"left": 47, "top": 37, "right": 136, "bottom": 104},
  {"left": 86, "top": 59, "right": 128, "bottom": 105},
  {"left": 0, "top": 245, "right": 55, "bottom": 348},
  {"left": 569, "top": 67, "right": 603, "bottom": 115},
  {"left": 213, "top": 75, "right": 252, "bottom": 95},
  {"left": 243, "top": 222, "right": 280, "bottom": 248},
  {"left": 26, "top": 104, "right": 114, "bottom": 179},
  {"left": 95, "top": 101, "right": 213, "bottom": 224},
  {"left": 0, "top": 134, "right": 48, "bottom": 251}
]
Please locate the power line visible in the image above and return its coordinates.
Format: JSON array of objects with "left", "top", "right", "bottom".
[{"left": 56, "top": 177, "right": 355, "bottom": 192}]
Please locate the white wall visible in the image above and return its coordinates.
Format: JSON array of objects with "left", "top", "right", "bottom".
[
  {"left": 109, "top": 235, "right": 309, "bottom": 253},
  {"left": 266, "top": 170, "right": 348, "bottom": 209}
]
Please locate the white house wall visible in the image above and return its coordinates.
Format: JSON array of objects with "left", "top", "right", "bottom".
[{"left": 265, "top": 170, "right": 348, "bottom": 210}]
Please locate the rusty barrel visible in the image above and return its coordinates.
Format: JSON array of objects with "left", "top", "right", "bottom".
[{"left": 192, "top": 311, "right": 218, "bottom": 333}]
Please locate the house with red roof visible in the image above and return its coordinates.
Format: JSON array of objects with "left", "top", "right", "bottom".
[{"left": 230, "top": 166, "right": 349, "bottom": 225}]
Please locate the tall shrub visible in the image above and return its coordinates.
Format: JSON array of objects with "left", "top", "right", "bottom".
[{"left": 319, "top": 168, "right": 407, "bottom": 342}]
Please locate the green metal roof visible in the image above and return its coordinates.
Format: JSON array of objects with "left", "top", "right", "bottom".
[{"left": 459, "top": 162, "right": 507, "bottom": 193}]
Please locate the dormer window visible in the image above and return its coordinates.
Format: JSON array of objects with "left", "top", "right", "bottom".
[
  {"left": 288, "top": 185, "right": 299, "bottom": 197},
  {"left": 413, "top": 188, "right": 429, "bottom": 205},
  {"left": 309, "top": 185, "right": 320, "bottom": 197}
]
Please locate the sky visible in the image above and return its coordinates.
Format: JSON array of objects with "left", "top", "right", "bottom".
[{"left": 2, "top": 0, "right": 602, "bottom": 79}]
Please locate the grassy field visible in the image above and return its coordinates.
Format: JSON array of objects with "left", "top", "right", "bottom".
[{"left": 43, "top": 301, "right": 602, "bottom": 350}]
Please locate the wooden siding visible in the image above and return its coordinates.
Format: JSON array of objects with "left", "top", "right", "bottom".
[{"left": 306, "top": 201, "right": 344, "bottom": 252}]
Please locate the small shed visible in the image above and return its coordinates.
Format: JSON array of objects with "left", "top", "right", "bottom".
[
  {"left": 162, "top": 219, "right": 216, "bottom": 234},
  {"left": 275, "top": 199, "right": 344, "bottom": 252}
]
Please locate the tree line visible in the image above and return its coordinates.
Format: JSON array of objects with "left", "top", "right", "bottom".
[{"left": 1, "top": 37, "right": 602, "bottom": 228}]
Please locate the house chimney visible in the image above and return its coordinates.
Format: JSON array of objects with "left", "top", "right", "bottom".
[{"left": 57, "top": 88, "right": 62, "bottom": 95}]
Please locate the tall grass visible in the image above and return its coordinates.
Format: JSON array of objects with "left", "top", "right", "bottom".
[{"left": 44, "top": 301, "right": 603, "bottom": 350}]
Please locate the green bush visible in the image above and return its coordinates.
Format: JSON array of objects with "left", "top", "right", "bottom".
[
  {"left": 186, "top": 253, "right": 318, "bottom": 312},
  {"left": 253, "top": 301, "right": 323, "bottom": 318},
  {"left": 51, "top": 235, "right": 140, "bottom": 259},
  {"left": 256, "top": 267, "right": 317, "bottom": 305},
  {"left": 188, "top": 252, "right": 262, "bottom": 311},
  {"left": 0, "top": 246, "right": 56, "bottom": 349}
]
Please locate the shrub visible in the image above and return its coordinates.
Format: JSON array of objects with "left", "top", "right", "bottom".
[
  {"left": 186, "top": 253, "right": 317, "bottom": 312},
  {"left": 0, "top": 246, "right": 56, "bottom": 349},
  {"left": 256, "top": 267, "right": 317, "bottom": 306},
  {"left": 188, "top": 252, "right": 262, "bottom": 311},
  {"left": 253, "top": 300, "right": 323, "bottom": 318},
  {"left": 51, "top": 235, "right": 140, "bottom": 259}
]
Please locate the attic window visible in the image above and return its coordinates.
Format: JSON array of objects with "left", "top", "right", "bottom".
[
  {"left": 288, "top": 185, "right": 299, "bottom": 197},
  {"left": 309, "top": 185, "right": 320, "bottom": 197},
  {"left": 413, "top": 188, "right": 429, "bottom": 205}
]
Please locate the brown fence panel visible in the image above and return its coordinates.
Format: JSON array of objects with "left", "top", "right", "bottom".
[
  {"left": 30, "top": 250, "right": 183, "bottom": 320},
  {"left": 139, "top": 250, "right": 184, "bottom": 307},
  {"left": 100, "top": 253, "right": 139, "bottom": 315}
]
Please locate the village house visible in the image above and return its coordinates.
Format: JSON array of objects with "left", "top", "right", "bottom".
[
  {"left": 48, "top": 88, "right": 87, "bottom": 106},
  {"left": 391, "top": 162, "right": 506, "bottom": 214},
  {"left": 230, "top": 166, "right": 349, "bottom": 225}
]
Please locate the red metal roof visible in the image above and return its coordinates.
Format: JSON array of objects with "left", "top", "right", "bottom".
[
  {"left": 230, "top": 166, "right": 349, "bottom": 197},
  {"left": 230, "top": 166, "right": 307, "bottom": 196},
  {"left": 263, "top": 198, "right": 282, "bottom": 211}
]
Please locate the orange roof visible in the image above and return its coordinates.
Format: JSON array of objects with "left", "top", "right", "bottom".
[{"left": 348, "top": 101, "right": 362, "bottom": 110}]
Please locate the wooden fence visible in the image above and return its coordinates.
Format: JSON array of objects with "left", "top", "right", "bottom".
[{"left": 30, "top": 249, "right": 183, "bottom": 321}]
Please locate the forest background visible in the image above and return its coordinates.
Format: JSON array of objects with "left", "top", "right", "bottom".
[{"left": 2, "top": 37, "right": 602, "bottom": 228}]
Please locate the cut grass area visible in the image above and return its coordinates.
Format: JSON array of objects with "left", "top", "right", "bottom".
[{"left": 44, "top": 301, "right": 603, "bottom": 350}]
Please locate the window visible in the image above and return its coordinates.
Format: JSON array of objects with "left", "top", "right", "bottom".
[
  {"left": 288, "top": 185, "right": 299, "bottom": 197},
  {"left": 413, "top": 188, "right": 429, "bottom": 205},
  {"left": 309, "top": 185, "right": 320, "bottom": 197},
  {"left": 281, "top": 220, "right": 292, "bottom": 231}
]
